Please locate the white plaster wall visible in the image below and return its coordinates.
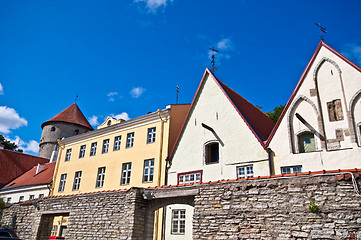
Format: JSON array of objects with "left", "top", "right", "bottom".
[
  {"left": 168, "top": 73, "right": 269, "bottom": 185},
  {"left": 0, "top": 185, "right": 50, "bottom": 203},
  {"left": 164, "top": 204, "right": 193, "bottom": 240},
  {"left": 269, "top": 45, "right": 361, "bottom": 174}
]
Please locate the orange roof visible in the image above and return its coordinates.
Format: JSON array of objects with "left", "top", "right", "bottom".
[
  {"left": 3, "top": 162, "right": 56, "bottom": 189},
  {"left": 41, "top": 103, "right": 93, "bottom": 130},
  {"left": 0, "top": 149, "right": 49, "bottom": 187}
]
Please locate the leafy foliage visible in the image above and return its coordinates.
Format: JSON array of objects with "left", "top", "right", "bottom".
[
  {"left": 0, "top": 134, "right": 23, "bottom": 152},
  {"left": 0, "top": 198, "right": 5, "bottom": 209},
  {"left": 266, "top": 105, "right": 285, "bottom": 123},
  {"left": 309, "top": 200, "right": 319, "bottom": 213}
]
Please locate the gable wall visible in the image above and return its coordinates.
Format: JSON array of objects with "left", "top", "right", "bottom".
[
  {"left": 269, "top": 46, "right": 361, "bottom": 174},
  {"left": 168, "top": 74, "right": 269, "bottom": 184}
]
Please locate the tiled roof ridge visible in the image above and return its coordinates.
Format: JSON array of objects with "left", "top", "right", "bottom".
[{"left": 0, "top": 148, "right": 48, "bottom": 160}]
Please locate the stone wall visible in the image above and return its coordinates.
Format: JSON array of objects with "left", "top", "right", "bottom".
[{"left": 1, "top": 173, "right": 361, "bottom": 239}]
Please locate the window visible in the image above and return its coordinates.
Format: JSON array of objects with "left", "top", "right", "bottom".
[
  {"left": 281, "top": 166, "right": 302, "bottom": 174},
  {"left": 6, "top": 197, "right": 11, "bottom": 203},
  {"left": 65, "top": 149, "right": 72, "bottom": 161},
  {"left": 147, "top": 127, "right": 156, "bottom": 143},
  {"left": 107, "top": 120, "right": 111, "bottom": 126},
  {"left": 90, "top": 142, "right": 97, "bottom": 156},
  {"left": 126, "top": 132, "right": 135, "bottom": 148},
  {"left": 102, "top": 139, "right": 110, "bottom": 153},
  {"left": 58, "top": 174, "right": 67, "bottom": 192},
  {"left": 327, "top": 99, "right": 344, "bottom": 121},
  {"left": 237, "top": 165, "right": 254, "bottom": 179},
  {"left": 51, "top": 225, "right": 58, "bottom": 236},
  {"left": 121, "top": 162, "right": 132, "bottom": 185},
  {"left": 143, "top": 159, "right": 154, "bottom": 182},
  {"left": 96, "top": 167, "right": 106, "bottom": 188},
  {"left": 178, "top": 171, "right": 202, "bottom": 184},
  {"left": 298, "top": 132, "right": 316, "bottom": 153},
  {"left": 19, "top": 196, "right": 24, "bottom": 202},
  {"left": 39, "top": 194, "right": 44, "bottom": 198},
  {"left": 51, "top": 126, "right": 56, "bottom": 132},
  {"left": 171, "top": 209, "right": 186, "bottom": 235},
  {"left": 114, "top": 136, "right": 122, "bottom": 151},
  {"left": 205, "top": 142, "right": 219, "bottom": 164},
  {"left": 74, "top": 129, "right": 79, "bottom": 135},
  {"left": 72, "top": 171, "right": 82, "bottom": 191},
  {"left": 79, "top": 145, "right": 86, "bottom": 158},
  {"left": 29, "top": 195, "right": 35, "bottom": 200}
]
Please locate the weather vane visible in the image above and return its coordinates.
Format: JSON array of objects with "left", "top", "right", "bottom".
[
  {"left": 75, "top": 94, "right": 78, "bottom": 102},
  {"left": 209, "top": 47, "right": 219, "bottom": 73},
  {"left": 176, "top": 86, "right": 180, "bottom": 104},
  {"left": 315, "top": 22, "right": 327, "bottom": 41}
]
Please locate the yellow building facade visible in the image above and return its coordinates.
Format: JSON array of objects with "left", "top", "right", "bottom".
[{"left": 52, "top": 104, "right": 189, "bottom": 196}]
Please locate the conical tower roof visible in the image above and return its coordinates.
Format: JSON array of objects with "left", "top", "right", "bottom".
[{"left": 41, "top": 103, "right": 93, "bottom": 130}]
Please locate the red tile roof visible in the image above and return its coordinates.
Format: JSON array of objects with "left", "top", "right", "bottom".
[
  {"left": 41, "top": 103, "right": 93, "bottom": 130},
  {"left": 0, "top": 149, "right": 49, "bottom": 187},
  {"left": 3, "top": 162, "right": 55, "bottom": 189}
]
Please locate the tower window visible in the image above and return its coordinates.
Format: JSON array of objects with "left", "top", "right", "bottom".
[
  {"left": 74, "top": 129, "right": 79, "bottom": 135},
  {"left": 204, "top": 142, "right": 219, "bottom": 164},
  {"left": 51, "top": 127, "right": 56, "bottom": 132}
]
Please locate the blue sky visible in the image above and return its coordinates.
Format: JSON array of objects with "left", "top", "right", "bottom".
[{"left": 0, "top": 0, "right": 361, "bottom": 155}]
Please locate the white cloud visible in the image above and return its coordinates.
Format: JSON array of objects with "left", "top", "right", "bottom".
[
  {"left": 342, "top": 43, "right": 361, "bottom": 66},
  {"left": 0, "top": 83, "right": 3, "bottom": 95},
  {"left": 6, "top": 136, "right": 39, "bottom": 154},
  {"left": 107, "top": 92, "right": 118, "bottom": 102},
  {"left": 130, "top": 87, "right": 145, "bottom": 98},
  {"left": 134, "top": 0, "right": 173, "bottom": 12},
  {"left": 0, "top": 106, "right": 27, "bottom": 134},
  {"left": 88, "top": 115, "right": 99, "bottom": 126},
  {"left": 217, "top": 38, "right": 233, "bottom": 51},
  {"left": 111, "top": 112, "right": 130, "bottom": 121},
  {"left": 208, "top": 38, "right": 234, "bottom": 66}
]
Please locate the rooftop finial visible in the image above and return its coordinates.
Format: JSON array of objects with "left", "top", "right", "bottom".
[
  {"left": 75, "top": 94, "right": 78, "bottom": 102},
  {"left": 176, "top": 86, "right": 180, "bottom": 104},
  {"left": 209, "top": 47, "right": 219, "bottom": 73},
  {"left": 315, "top": 22, "right": 327, "bottom": 41}
]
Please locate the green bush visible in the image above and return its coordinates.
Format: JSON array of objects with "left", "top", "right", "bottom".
[{"left": 309, "top": 200, "right": 319, "bottom": 213}]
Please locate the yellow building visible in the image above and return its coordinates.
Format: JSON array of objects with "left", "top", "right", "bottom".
[{"left": 52, "top": 104, "right": 189, "bottom": 196}]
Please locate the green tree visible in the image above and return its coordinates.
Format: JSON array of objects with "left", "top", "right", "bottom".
[
  {"left": 0, "top": 134, "right": 23, "bottom": 152},
  {"left": 0, "top": 198, "right": 5, "bottom": 209},
  {"left": 266, "top": 105, "right": 285, "bottom": 123}
]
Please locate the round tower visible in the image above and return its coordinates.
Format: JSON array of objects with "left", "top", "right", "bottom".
[{"left": 38, "top": 103, "right": 93, "bottom": 159}]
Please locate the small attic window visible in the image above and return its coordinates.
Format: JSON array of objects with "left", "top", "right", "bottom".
[
  {"left": 107, "top": 120, "right": 111, "bottom": 126},
  {"left": 204, "top": 142, "right": 219, "bottom": 164},
  {"left": 74, "top": 129, "right": 79, "bottom": 135},
  {"left": 51, "top": 127, "right": 56, "bottom": 132}
]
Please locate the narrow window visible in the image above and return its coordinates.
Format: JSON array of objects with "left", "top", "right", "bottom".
[
  {"left": 51, "top": 126, "right": 56, "bottom": 132},
  {"left": 178, "top": 171, "right": 202, "bottom": 184},
  {"left": 19, "top": 196, "right": 24, "bottom": 202},
  {"left": 121, "top": 162, "right": 132, "bottom": 185},
  {"left": 327, "top": 99, "right": 344, "bottom": 121},
  {"left": 90, "top": 142, "right": 97, "bottom": 156},
  {"left": 147, "top": 127, "right": 156, "bottom": 143},
  {"left": 74, "top": 129, "right": 79, "bottom": 135},
  {"left": 126, "top": 132, "right": 135, "bottom": 148},
  {"left": 58, "top": 174, "right": 67, "bottom": 192},
  {"left": 39, "top": 194, "right": 44, "bottom": 198},
  {"left": 107, "top": 120, "right": 111, "bottom": 126},
  {"left": 65, "top": 149, "right": 72, "bottom": 161},
  {"left": 96, "top": 167, "right": 106, "bottom": 188},
  {"left": 281, "top": 165, "right": 302, "bottom": 174},
  {"left": 6, "top": 197, "right": 11, "bottom": 203},
  {"left": 29, "top": 195, "right": 35, "bottom": 200},
  {"left": 171, "top": 209, "right": 186, "bottom": 235},
  {"left": 114, "top": 136, "right": 122, "bottom": 151},
  {"left": 298, "top": 132, "right": 316, "bottom": 153},
  {"left": 237, "top": 165, "right": 254, "bottom": 179},
  {"left": 143, "top": 159, "right": 154, "bottom": 182},
  {"left": 72, "top": 171, "right": 82, "bottom": 191},
  {"left": 102, "top": 139, "right": 110, "bottom": 153},
  {"left": 79, "top": 145, "right": 86, "bottom": 158},
  {"left": 205, "top": 142, "right": 219, "bottom": 164}
]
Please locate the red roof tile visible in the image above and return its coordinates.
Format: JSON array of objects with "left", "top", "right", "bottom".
[
  {"left": 41, "top": 103, "right": 93, "bottom": 130},
  {"left": 0, "top": 149, "right": 49, "bottom": 187},
  {"left": 3, "top": 162, "right": 56, "bottom": 188}
]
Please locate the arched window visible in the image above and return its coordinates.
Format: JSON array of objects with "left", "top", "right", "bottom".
[
  {"left": 107, "top": 120, "right": 111, "bottom": 126},
  {"left": 204, "top": 142, "right": 219, "bottom": 164},
  {"left": 51, "top": 126, "right": 56, "bottom": 132},
  {"left": 74, "top": 129, "right": 79, "bottom": 135},
  {"left": 298, "top": 132, "right": 316, "bottom": 153}
]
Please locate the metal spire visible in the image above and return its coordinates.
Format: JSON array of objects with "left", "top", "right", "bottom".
[
  {"left": 176, "top": 86, "right": 179, "bottom": 104},
  {"left": 209, "top": 47, "right": 219, "bottom": 73},
  {"left": 315, "top": 22, "right": 327, "bottom": 41}
]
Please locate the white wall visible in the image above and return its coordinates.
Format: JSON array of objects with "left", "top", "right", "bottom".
[
  {"left": 164, "top": 204, "right": 193, "bottom": 240},
  {"left": 0, "top": 185, "right": 50, "bottom": 204}
]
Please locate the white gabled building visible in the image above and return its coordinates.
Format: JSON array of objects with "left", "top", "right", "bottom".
[
  {"left": 164, "top": 68, "right": 275, "bottom": 239},
  {"left": 267, "top": 41, "right": 361, "bottom": 174}
]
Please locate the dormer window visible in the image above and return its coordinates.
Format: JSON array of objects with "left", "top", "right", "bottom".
[
  {"left": 107, "top": 120, "right": 111, "bottom": 126},
  {"left": 204, "top": 141, "right": 219, "bottom": 164}
]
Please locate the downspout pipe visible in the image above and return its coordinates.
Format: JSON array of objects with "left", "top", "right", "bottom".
[{"left": 267, "top": 148, "right": 274, "bottom": 176}]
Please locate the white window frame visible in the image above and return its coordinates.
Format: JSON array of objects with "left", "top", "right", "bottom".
[
  {"left": 143, "top": 159, "right": 154, "bottom": 183},
  {"left": 237, "top": 165, "right": 254, "bottom": 179},
  {"left": 102, "top": 139, "right": 110, "bottom": 153},
  {"left": 96, "top": 167, "right": 106, "bottom": 188},
  {"left": 58, "top": 173, "right": 67, "bottom": 192},
  {"left": 65, "top": 149, "right": 72, "bottom": 161},
  {"left": 90, "top": 142, "right": 97, "bottom": 156},
  {"left": 178, "top": 171, "right": 202, "bottom": 184},
  {"left": 126, "top": 132, "right": 135, "bottom": 148},
  {"left": 147, "top": 127, "right": 156, "bottom": 144},
  {"left": 121, "top": 162, "right": 132, "bottom": 185},
  {"left": 29, "top": 195, "right": 35, "bottom": 200},
  {"left": 72, "top": 171, "right": 82, "bottom": 191},
  {"left": 281, "top": 165, "right": 302, "bottom": 174},
  {"left": 19, "top": 196, "right": 24, "bottom": 202},
  {"left": 79, "top": 145, "right": 86, "bottom": 158},
  {"left": 114, "top": 136, "right": 122, "bottom": 151},
  {"left": 171, "top": 209, "right": 186, "bottom": 235}
]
